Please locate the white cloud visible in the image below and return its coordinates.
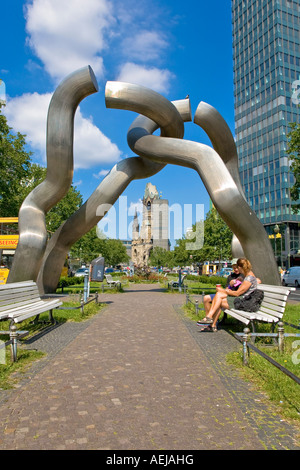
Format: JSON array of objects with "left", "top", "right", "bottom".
[
  {"left": 128, "top": 198, "right": 143, "bottom": 216},
  {"left": 121, "top": 30, "right": 168, "bottom": 62},
  {"left": 4, "top": 92, "right": 122, "bottom": 169},
  {"left": 25, "top": 0, "right": 114, "bottom": 81},
  {"left": 5, "top": 92, "right": 51, "bottom": 155},
  {"left": 117, "top": 62, "right": 174, "bottom": 94},
  {"left": 23, "top": 0, "right": 175, "bottom": 96},
  {"left": 93, "top": 169, "right": 110, "bottom": 179},
  {"left": 73, "top": 112, "right": 121, "bottom": 169}
]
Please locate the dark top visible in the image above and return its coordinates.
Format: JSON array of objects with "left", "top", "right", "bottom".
[{"left": 226, "top": 272, "right": 245, "bottom": 291}]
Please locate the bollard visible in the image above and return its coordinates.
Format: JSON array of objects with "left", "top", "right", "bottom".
[
  {"left": 278, "top": 321, "right": 284, "bottom": 354},
  {"left": 10, "top": 324, "right": 18, "bottom": 362},
  {"left": 83, "top": 270, "right": 89, "bottom": 302},
  {"left": 195, "top": 299, "right": 199, "bottom": 316},
  {"left": 242, "top": 327, "right": 251, "bottom": 366},
  {"left": 80, "top": 296, "right": 84, "bottom": 315},
  {"left": 95, "top": 292, "right": 98, "bottom": 305}
]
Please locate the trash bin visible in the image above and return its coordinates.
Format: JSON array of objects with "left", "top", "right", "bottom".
[{"left": 90, "top": 256, "right": 105, "bottom": 282}]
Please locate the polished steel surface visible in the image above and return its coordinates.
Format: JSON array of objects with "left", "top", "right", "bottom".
[
  {"left": 37, "top": 86, "right": 191, "bottom": 293},
  {"left": 194, "top": 101, "right": 245, "bottom": 258},
  {"left": 9, "top": 72, "right": 280, "bottom": 290},
  {"left": 8, "top": 67, "right": 98, "bottom": 284},
  {"left": 107, "top": 83, "right": 279, "bottom": 285}
]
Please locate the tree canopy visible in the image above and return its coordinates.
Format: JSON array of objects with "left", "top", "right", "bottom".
[
  {"left": 70, "top": 227, "right": 129, "bottom": 266},
  {"left": 0, "top": 104, "right": 33, "bottom": 216},
  {"left": 172, "top": 206, "right": 232, "bottom": 266},
  {"left": 287, "top": 122, "right": 300, "bottom": 213}
]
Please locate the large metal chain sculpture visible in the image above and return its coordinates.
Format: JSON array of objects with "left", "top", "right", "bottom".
[{"left": 7, "top": 66, "right": 281, "bottom": 291}]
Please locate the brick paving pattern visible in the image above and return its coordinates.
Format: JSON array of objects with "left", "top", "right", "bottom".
[{"left": 0, "top": 284, "right": 299, "bottom": 450}]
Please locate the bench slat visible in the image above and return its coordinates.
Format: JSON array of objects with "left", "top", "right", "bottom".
[
  {"left": 224, "top": 283, "right": 293, "bottom": 330},
  {"left": 0, "top": 294, "right": 42, "bottom": 311},
  {"left": 224, "top": 309, "right": 251, "bottom": 325},
  {"left": 0, "top": 281, "right": 36, "bottom": 290},
  {"left": 0, "top": 286, "right": 39, "bottom": 298},
  {"left": 259, "top": 306, "right": 283, "bottom": 318},
  {"left": 262, "top": 294, "right": 287, "bottom": 307},
  {"left": 260, "top": 301, "right": 286, "bottom": 313},
  {"left": 2, "top": 299, "right": 54, "bottom": 316},
  {"left": 258, "top": 284, "right": 295, "bottom": 294},
  {"left": 252, "top": 311, "right": 281, "bottom": 323},
  {"left": 0, "top": 281, "right": 62, "bottom": 325},
  {"left": 10, "top": 301, "right": 62, "bottom": 324}
]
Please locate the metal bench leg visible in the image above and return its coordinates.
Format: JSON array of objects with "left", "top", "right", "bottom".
[
  {"left": 249, "top": 320, "right": 256, "bottom": 344},
  {"left": 9, "top": 323, "right": 18, "bottom": 362},
  {"left": 48, "top": 309, "right": 56, "bottom": 324},
  {"left": 30, "top": 314, "right": 40, "bottom": 325}
]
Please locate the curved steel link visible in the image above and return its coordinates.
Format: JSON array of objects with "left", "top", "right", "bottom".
[
  {"left": 37, "top": 83, "right": 191, "bottom": 293},
  {"left": 8, "top": 71, "right": 280, "bottom": 290},
  {"left": 107, "top": 82, "right": 280, "bottom": 285},
  {"left": 8, "top": 66, "right": 98, "bottom": 283}
]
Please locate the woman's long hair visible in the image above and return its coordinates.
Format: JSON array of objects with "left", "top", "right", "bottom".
[{"left": 237, "top": 258, "right": 252, "bottom": 275}]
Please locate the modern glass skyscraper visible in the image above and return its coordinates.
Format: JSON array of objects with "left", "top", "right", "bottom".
[{"left": 232, "top": 0, "right": 300, "bottom": 268}]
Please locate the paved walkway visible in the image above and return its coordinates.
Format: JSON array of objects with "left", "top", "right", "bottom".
[{"left": 0, "top": 284, "right": 299, "bottom": 450}]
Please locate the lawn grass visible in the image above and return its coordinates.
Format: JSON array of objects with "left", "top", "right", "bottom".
[
  {"left": 0, "top": 348, "right": 45, "bottom": 390},
  {"left": 0, "top": 298, "right": 105, "bottom": 390},
  {"left": 184, "top": 300, "right": 300, "bottom": 424}
]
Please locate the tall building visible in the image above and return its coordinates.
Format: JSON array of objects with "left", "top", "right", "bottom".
[
  {"left": 232, "top": 0, "right": 300, "bottom": 268},
  {"left": 131, "top": 183, "right": 170, "bottom": 267}
]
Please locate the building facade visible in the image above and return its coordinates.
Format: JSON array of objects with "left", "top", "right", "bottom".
[
  {"left": 232, "top": 0, "right": 300, "bottom": 268},
  {"left": 131, "top": 183, "right": 170, "bottom": 267}
]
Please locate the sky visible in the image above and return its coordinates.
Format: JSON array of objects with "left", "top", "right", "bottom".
[{"left": 1, "top": 0, "right": 235, "bottom": 248}]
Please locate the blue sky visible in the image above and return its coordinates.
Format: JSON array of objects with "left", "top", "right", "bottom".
[{"left": 2, "top": 0, "right": 234, "bottom": 247}]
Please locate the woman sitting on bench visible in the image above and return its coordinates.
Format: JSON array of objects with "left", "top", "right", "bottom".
[{"left": 197, "top": 258, "right": 259, "bottom": 332}]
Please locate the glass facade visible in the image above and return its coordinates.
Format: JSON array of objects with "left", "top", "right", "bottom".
[{"left": 232, "top": 0, "right": 300, "bottom": 268}]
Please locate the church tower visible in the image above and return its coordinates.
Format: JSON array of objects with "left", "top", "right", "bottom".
[{"left": 131, "top": 183, "right": 170, "bottom": 267}]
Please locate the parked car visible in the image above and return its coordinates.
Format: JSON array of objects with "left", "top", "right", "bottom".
[
  {"left": 219, "top": 268, "right": 232, "bottom": 277},
  {"left": 74, "top": 267, "right": 89, "bottom": 277},
  {"left": 282, "top": 266, "right": 300, "bottom": 287},
  {"left": 105, "top": 268, "right": 114, "bottom": 273}
]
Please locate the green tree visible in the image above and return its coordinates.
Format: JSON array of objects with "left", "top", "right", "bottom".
[
  {"left": 149, "top": 246, "right": 175, "bottom": 268},
  {"left": 46, "top": 184, "right": 83, "bottom": 233},
  {"left": 0, "top": 105, "right": 32, "bottom": 216},
  {"left": 104, "top": 238, "right": 130, "bottom": 266},
  {"left": 70, "top": 227, "right": 129, "bottom": 266},
  {"left": 19, "top": 164, "right": 83, "bottom": 233},
  {"left": 173, "top": 237, "right": 190, "bottom": 266},
  {"left": 191, "top": 207, "right": 232, "bottom": 263},
  {"left": 287, "top": 122, "right": 300, "bottom": 213},
  {"left": 0, "top": 107, "right": 83, "bottom": 227},
  {"left": 172, "top": 207, "right": 233, "bottom": 266}
]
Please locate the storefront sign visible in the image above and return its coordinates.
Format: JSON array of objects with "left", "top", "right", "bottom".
[{"left": 0, "top": 235, "right": 19, "bottom": 249}]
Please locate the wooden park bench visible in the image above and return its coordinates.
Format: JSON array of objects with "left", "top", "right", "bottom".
[
  {"left": 224, "top": 283, "right": 296, "bottom": 335},
  {"left": 104, "top": 274, "right": 121, "bottom": 289},
  {"left": 0, "top": 280, "right": 62, "bottom": 361}
]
